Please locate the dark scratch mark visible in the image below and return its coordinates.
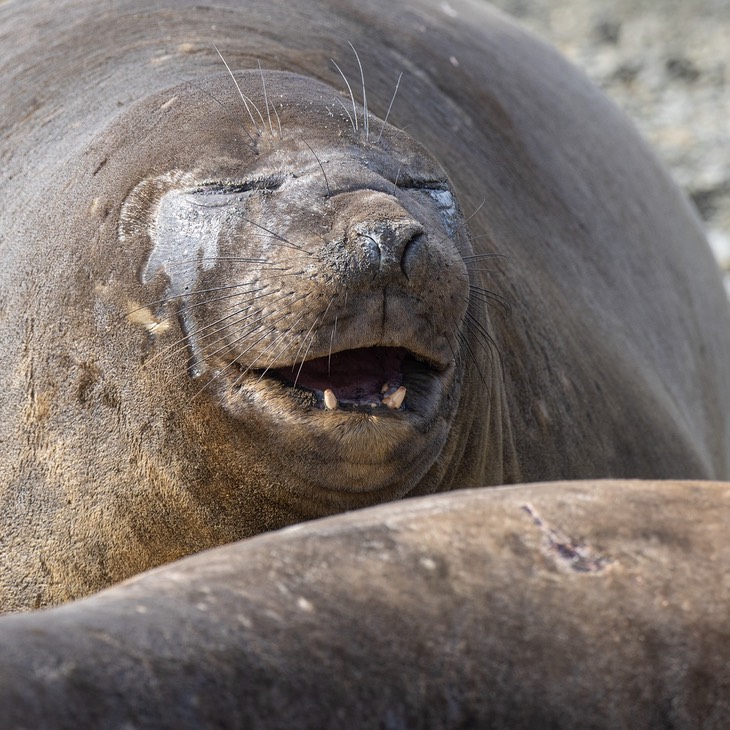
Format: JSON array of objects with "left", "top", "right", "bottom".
[{"left": 522, "top": 503, "right": 613, "bottom": 573}]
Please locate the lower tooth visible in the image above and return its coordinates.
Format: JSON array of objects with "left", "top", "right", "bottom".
[
  {"left": 323, "top": 389, "right": 338, "bottom": 410},
  {"left": 383, "top": 386, "right": 406, "bottom": 410}
]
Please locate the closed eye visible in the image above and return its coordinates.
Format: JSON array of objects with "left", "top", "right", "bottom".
[
  {"left": 394, "top": 176, "right": 448, "bottom": 193},
  {"left": 186, "top": 175, "right": 287, "bottom": 208},
  {"left": 192, "top": 174, "right": 286, "bottom": 196},
  {"left": 394, "top": 178, "right": 454, "bottom": 210},
  {"left": 396, "top": 179, "right": 458, "bottom": 231}
]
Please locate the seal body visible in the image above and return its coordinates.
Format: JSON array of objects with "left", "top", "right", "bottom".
[
  {"left": 1, "top": 0, "right": 729, "bottom": 610},
  {"left": 1, "top": 480, "right": 729, "bottom": 729}
]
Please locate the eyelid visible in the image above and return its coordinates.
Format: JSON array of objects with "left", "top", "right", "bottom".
[
  {"left": 192, "top": 175, "right": 286, "bottom": 195},
  {"left": 394, "top": 177, "right": 448, "bottom": 191}
]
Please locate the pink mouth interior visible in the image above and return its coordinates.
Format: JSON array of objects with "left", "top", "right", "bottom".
[{"left": 273, "top": 347, "right": 406, "bottom": 402}]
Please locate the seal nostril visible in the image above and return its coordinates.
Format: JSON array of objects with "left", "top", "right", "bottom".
[
  {"left": 401, "top": 231, "right": 424, "bottom": 278},
  {"left": 362, "top": 234, "right": 382, "bottom": 268},
  {"left": 345, "top": 215, "right": 425, "bottom": 282}
]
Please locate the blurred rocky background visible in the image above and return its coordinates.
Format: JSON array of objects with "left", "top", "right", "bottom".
[{"left": 490, "top": 0, "right": 730, "bottom": 295}]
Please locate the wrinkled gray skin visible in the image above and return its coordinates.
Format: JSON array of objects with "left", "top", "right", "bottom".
[{"left": 1, "top": 480, "right": 729, "bottom": 729}]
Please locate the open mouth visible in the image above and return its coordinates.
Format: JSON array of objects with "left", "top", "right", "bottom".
[{"left": 268, "top": 346, "right": 444, "bottom": 412}]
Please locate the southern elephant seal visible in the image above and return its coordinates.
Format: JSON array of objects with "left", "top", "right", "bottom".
[
  {"left": 1, "top": 0, "right": 729, "bottom": 612},
  {"left": 1, "top": 479, "right": 729, "bottom": 729}
]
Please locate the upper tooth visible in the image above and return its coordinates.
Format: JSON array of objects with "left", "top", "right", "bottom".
[
  {"left": 383, "top": 386, "right": 406, "bottom": 410},
  {"left": 324, "top": 389, "right": 338, "bottom": 410}
]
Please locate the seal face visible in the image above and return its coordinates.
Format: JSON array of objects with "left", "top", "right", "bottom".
[{"left": 120, "top": 71, "right": 477, "bottom": 493}]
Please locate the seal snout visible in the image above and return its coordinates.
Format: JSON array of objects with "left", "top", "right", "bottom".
[
  {"left": 351, "top": 219, "right": 425, "bottom": 279},
  {"left": 337, "top": 192, "right": 426, "bottom": 283}
]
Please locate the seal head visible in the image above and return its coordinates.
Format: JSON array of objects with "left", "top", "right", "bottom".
[{"left": 118, "top": 72, "right": 489, "bottom": 494}]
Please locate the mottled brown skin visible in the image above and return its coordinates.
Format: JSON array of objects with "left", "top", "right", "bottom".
[
  {"left": 1, "top": 480, "right": 729, "bottom": 729},
  {"left": 0, "top": 0, "right": 729, "bottom": 614}
]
